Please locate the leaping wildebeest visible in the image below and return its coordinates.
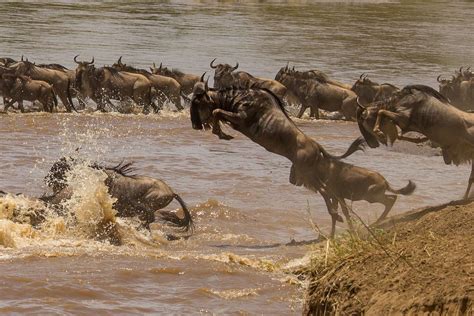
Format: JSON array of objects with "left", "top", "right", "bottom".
[
  {"left": 43, "top": 157, "right": 194, "bottom": 234},
  {"left": 74, "top": 56, "right": 154, "bottom": 113},
  {"left": 189, "top": 78, "right": 412, "bottom": 236},
  {"left": 8, "top": 58, "right": 76, "bottom": 112},
  {"left": 356, "top": 84, "right": 474, "bottom": 199}
]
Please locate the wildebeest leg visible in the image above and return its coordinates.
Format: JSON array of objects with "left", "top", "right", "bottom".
[
  {"left": 398, "top": 134, "right": 429, "bottom": 144},
  {"left": 297, "top": 104, "right": 308, "bottom": 118},
  {"left": 319, "top": 189, "right": 343, "bottom": 238},
  {"left": 463, "top": 162, "right": 474, "bottom": 199},
  {"left": 17, "top": 100, "right": 25, "bottom": 113},
  {"left": 339, "top": 199, "right": 354, "bottom": 231},
  {"left": 375, "top": 194, "right": 397, "bottom": 223},
  {"left": 212, "top": 109, "right": 248, "bottom": 140},
  {"left": 57, "top": 92, "right": 72, "bottom": 112},
  {"left": 373, "top": 110, "right": 408, "bottom": 141}
]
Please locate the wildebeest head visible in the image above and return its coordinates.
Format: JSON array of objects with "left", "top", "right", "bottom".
[
  {"left": 73, "top": 55, "right": 95, "bottom": 89},
  {"left": 437, "top": 75, "right": 456, "bottom": 101},
  {"left": 210, "top": 58, "right": 238, "bottom": 89},
  {"left": 351, "top": 73, "right": 378, "bottom": 104},
  {"left": 7, "top": 58, "right": 35, "bottom": 76},
  {"left": 275, "top": 63, "right": 291, "bottom": 82},
  {"left": 190, "top": 73, "right": 213, "bottom": 130},
  {"left": 45, "top": 157, "right": 75, "bottom": 193},
  {"left": 150, "top": 62, "right": 164, "bottom": 75}
]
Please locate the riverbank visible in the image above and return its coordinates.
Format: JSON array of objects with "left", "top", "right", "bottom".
[{"left": 302, "top": 199, "right": 473, "bottom": 315}]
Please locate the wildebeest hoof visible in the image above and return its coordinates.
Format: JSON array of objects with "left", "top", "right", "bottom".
[{"left": 219, "top": 133, "right": 234, "bottom": 140}]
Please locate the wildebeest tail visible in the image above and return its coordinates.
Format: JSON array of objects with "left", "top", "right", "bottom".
[
  {"left": 387, "top": 180, "right": 416, "bottom": 195},
  {"left": 158, "top": 193, "right": 194, "bottom": 233},
  {"left": 66, "top": 78, "right": 78, "bottom": 112},
  {"left": 320, "top": 137, "right": 366, "bottom": 159}
]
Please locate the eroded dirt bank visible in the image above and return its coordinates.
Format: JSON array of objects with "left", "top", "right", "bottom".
[{"left": 303, "top": 200, "right": 473, "bottom": 315}]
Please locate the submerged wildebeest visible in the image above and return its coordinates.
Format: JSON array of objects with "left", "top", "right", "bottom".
[
  {"left": 356, "top": 84, "right": 474, "bottom": 199},
  {"left": 44, "top": 158, "right": 194, "bottom": 233},
  {"left": 7, "top": 58, "right": 76, "bottom": 112},
  {"left": 0, "top": 73, "right": 57, "bottom": 112},
  {"left": 74, "top": 56, "right": 155, "bottom": 113},
  {"left": 112, "top": 57, "right": 184, "bottom": 111},
  {"left": 150, "top": 62, "right": 200, "bottom": 96},
  {"left": 275, "top": 65, "right": 357, "bottom": 120},
  {"left": 351, "top": 73, "right": 399, "bottom": 105},
  {"left": 189, "top": 79, "right": 410, "bottom": 236},
  {"left": 210, "top": 59, "right": 287, "bottom": 100}
]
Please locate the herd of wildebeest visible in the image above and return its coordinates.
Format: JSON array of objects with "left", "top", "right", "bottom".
[{"left": 1, "top": 54, "right": 474, "bottom": 240}]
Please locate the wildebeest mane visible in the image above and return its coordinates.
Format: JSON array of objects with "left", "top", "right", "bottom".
[
  {"left": 171, "top": 68, "right": 184, "bottom": 76},
  {"left": 38, "top": 63, "right": 69, "bottom": 71},
  {"left": 92, "top": 161, "right": 137, "bottom": 177},
  {"left": 402, "top": 85, "right": 450, "bottom": 104},
  {"left": 120, "top": 65, "right": 152, "bottom": 76}
]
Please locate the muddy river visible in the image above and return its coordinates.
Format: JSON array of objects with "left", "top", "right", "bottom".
[{"left": 0, "top": 1, "right": 472, "bottom": 314}]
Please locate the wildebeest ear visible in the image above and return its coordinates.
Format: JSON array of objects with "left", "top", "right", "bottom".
[{"left": 356, "top": 108, "right": 379, "bottom": 148}]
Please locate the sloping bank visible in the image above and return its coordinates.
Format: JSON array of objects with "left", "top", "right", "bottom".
[{"left": 303, "top": 199, "right": 473, "bottom": 315}]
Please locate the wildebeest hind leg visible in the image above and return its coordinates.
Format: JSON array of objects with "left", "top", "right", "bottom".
[
  {"left": 320, "top": 190, "right": 343, "bottom": 238},
  {"left": 339, "top": 199, "right": 354, "bottom": 232},
  {"left": 463, "top": 162, "right": 474, "bottom": 199},
  {"left": 375, "top": 194, "right": 396, "bottom": 223}
]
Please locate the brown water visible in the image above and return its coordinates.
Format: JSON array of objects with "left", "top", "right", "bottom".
[{"left": 0, "top": 1, "right": 473, "bottom": 314}]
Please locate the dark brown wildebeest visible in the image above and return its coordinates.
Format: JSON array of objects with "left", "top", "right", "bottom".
[
  {"left": 189, "top": 79, "right": 410, "bottom": 236},
  {"left": 275, "top": 65, "right": 358, "bottom": 120},
  {"left": 356, "top": 84, "right": 474, "bottom": 199},
  {"left": 74, "top": 56, "right": 154, "bottom": 113},
  {"left": 44, "top": 157, "right": 194, "bottom": 233},
  {"left": 8, "top": 59, "right": 76, "bottom": 112},
  {"left": 0, "top": 57, "right": 17, "bottom": 67},
  {"left": 112, "top": 57, "right": 183, "bottom": 111},
  {"left": 210, "top": 59, "right": 287, "bottom": 100},
  {"left": 150, "top": 62, "right": 200, "bottom": 95},
  {"left": 0, "top": 73, "right": 57, "bottom": 112},
  {"left": 351, "top": 73, "right": 399, "bottom": 105}
]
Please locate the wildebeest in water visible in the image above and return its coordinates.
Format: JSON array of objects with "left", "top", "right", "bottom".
[
  {"left": 189, "top": 78, "right": 413, "bottom": 236},
  {"left": 357, "top": 84, "right": 474, "bottom": 199},
  {"left": 43, "top": 157, "right": 194, "bottom": 235}
]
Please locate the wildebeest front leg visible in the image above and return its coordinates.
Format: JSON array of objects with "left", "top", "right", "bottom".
[
  {"left": 211, "top": 119, "right": 233, "bottom": 140},
  {"left": 212, "top": 109, "right": 247, "bottom": 140},
  {"left": 373, "top": 110, "right": 407, "bottom": 141},
  {"left": 339, "top": 199, "right": 354, "bottom": 232},
  {"left": 319, "top": 189, "right": 343, "bottom": 238},
  {"left": 464, "top": 162, "right": 474, "bottom": 199}
]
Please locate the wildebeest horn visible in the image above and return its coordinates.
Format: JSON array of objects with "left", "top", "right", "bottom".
[
  {"left": 89, "top": 57, "right": 94, "bottom": 65},
  {"left": 159, "top": 62, "right": 162, "bottom": 70},
  {"left": 205, "top": 76, "right": 209, "bottom": 91},
  {"left": 459, "top": 66, "right": 463, "bottom": 73},
  {"left": 74, "top": 55, "right": 80, "bottom": 64},
  {"left": 285, "top": 61, "right": 289, "bottom": 70},
  {"left": 152, "top": 62, "right": 156, "bottom": 69},
  {"left": 356, "top": 97, "right": 365, "bottom": 110},
  {"left": 233, "top": 62, "right": 239, "bottom": 71},
  {"left": 200, "top": 72, "right": 206, "bottom": 82},
  {"left": 117, "top": 56, "right": 122, "bottom": 64},
  {"left": 437, "top": 75, "right": 442, "bottom": 82},
  {"left": 359, "top": 73, "right": 365, "bottom": 80},
  {"left": 210, "top": 58, "right": 217, "bottom": 69},
  {"left": 21, "top": 55, "right": 24, "bottom": 61}
]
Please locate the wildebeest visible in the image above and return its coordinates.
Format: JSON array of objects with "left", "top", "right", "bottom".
[
  {"left": 438, "top": 67, "right": 474, "bottom": 111},
  {"left": 275, "top": 65, "right": 358, "bottom": 120},
  {"left": 37, "top": 63, "right": 87, "bottom": 109},
  {"left": 44, "top": 157, "right": 194, "bottom": 233},
  {"left": 150, "top": 62, "right": 200, "bottom": 96},
  {"left": 351, "top": 73, "right": 399, "bottom": 105},
  {"left": 0, "top": 73, "right": 57, "bottom": 112},
  {"left": 112, "top": 57, "right": 184, "bottom": 111},
  {"left": 189, "top": 79, "right": 406, "bottom": 236},
  {"left": 357, "top": 84, "right": 474, "bottom": 199},
  {"left": 7, "top": 59, "right": 76, "bottom": 112},
  {"left": 0, "top": 57, "right": 17, "bottom": 67},
  {"left": 210, "top": 59, "right": 287, "bottom": 100},
  {"left": 74, "top": 56, "right": 154, "bottom": 113}
]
